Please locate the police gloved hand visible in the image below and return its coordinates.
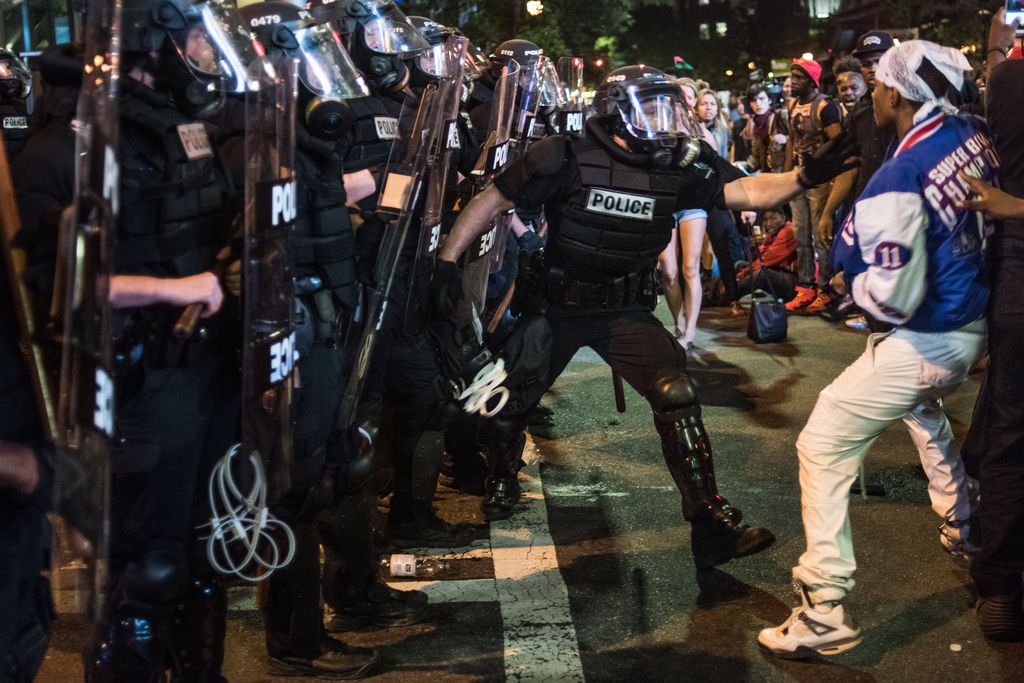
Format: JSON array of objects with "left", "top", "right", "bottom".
[
  {"left": 432, "top": 259, "right": 464, "bottom": 321},
  {"left": 293, "top": 463, "right": 337, "bottom": 523},
  {"left": 797, "top": 131, "right": 860, "bottom": 189},
  {"left": 223, "top": 258, "right": 242, "bottom": 298}
]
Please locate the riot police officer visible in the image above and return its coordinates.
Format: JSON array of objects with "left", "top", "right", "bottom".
[
  {"left": 240, "top": 2, "right": 379, "bottom": 677},
  {"left": 0, "top": 49, "right": 32, "bottom": 161},
  {"left": 0, "top": 254, "right": 52, "bottom": 683},
  {"left": 305, "top": 0, "right": 439, "bottom": 629},
  {"left": 85, "top": 1, "right": 258, "bottom": 679},
  {"left": 1, "top": 43, "right": 85, "bottom": 683},
  {"left": 436, "top": 65, "right": 857, "bottom": 568}
]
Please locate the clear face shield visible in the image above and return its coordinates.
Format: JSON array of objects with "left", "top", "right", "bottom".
[
  {"left": 416, "top": 40, "right": 483, "bottom": 81},
  {"left": 557, "top": 56, "right": 585, "bottom": 109},
  {"left": 537, "top": 56, "right": 567, "bottom": 111},
  {"left": 172, "top": 0, "right": 261, "bottom": 94},
  {"left": 350, "top": 0, "right": 430, "bottom": 56},
  {"left": 457, "top": 31, "right": 490, "bottom": 75},
  {"left": 294, "top": 24, "right": 370, "bottom": 99},
  {"left": 620, "top": 89, "right": 690, "bottom": 140}
]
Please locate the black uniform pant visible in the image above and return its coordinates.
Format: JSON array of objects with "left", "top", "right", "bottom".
[
  {"left": 345, "top": 263, "right": 450, "bottom": 525},
  {"left": 111, "top": 342, "right": 237, "bottom": 588},
  {"left": 706, "top": 209, "right": 740, "bottom": 304},
  {"left": 483, "top": 305, "right": 689, "bottom": 456},
  {"left": 264, "top": 338, "right": 343, "bottom": 658},
  {"left": 0, "top": 504, "right": 50, "bottom": 683},
  {"left": 964, "top": 235, "right": 1024, "bottom": 596}
]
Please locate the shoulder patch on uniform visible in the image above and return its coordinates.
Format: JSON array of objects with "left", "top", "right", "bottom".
[{"left": 525, "top": 136, "right": 569, "bottom": 177}]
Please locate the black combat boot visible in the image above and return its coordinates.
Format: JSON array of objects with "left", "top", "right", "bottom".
[
  {"left": 386, "top": 499, "right": 483, "bottom": 549},
  {"left": 655, "top": 411, "right": 775, "bottom": 570},
  {"left": 85, "top": 615, "right": 168, "bottom": 683},
  {"left": 325, "top": 578, "right": 429, "bottom": 630},
  {"left": 169, "top": 574, "right": 227, "bottom": 682},
  {"left": 481, "top": 427, "right": 526, "bottom": 521},
  {"left": 267, "top": 637, "right": 380, "bottom": 679}
]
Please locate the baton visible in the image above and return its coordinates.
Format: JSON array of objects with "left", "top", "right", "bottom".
[
  {"left": 174, "top": 258, "right": 227, "bottom": 341},
  {"left": 613, "top": 371, "right": 626, "bottom": 413}
]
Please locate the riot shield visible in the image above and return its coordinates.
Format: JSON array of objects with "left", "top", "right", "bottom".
[
  {"left": 455, "top": 61, "right": 519, "bottom": 331},
  {"left": 556, "top": 56, "right": 585, "bottom": 136},
  {"left": 394, "top": 33, "right": 470, "bottom": 336},
  {"left": 52, "top": 0, "right": 122, "bottom": 621},
  {"left": 0, "top": 118, "right": 57, "bottom": 443},
  {"left": 241, "top": 57, "right": 298, "bottom": 505},
  {"left": 339, "top": 79, "right": 446, "bottom": 427},
  {"left": 512, "top": 56, "right": 543, "bottom": 147}
]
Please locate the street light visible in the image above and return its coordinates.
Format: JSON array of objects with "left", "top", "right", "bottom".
[
  {"left": 725, "top": 69, "right": 734, "bottom": 76},
  {"left": 801, "top": 52, "right": 814, "bottom": 61},
  {"left": 526, "top": 0, "right": 544, "bottom": 16}
]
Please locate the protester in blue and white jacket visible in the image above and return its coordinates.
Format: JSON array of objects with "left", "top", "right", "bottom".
[{"left": 759, "top": 40, "right": 998, "bottom": 660}]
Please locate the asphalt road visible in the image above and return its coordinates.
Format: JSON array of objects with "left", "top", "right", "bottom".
[{"left": 37, "top": 306, "right": 1024, "bottom": 682}]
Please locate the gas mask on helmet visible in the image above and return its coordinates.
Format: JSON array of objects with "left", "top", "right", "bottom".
[
  {"left": 405, "top": 16, "right": 483, "bottom": 90},
  {"left": 241, "top": 2, "right": 369, "bottom": 140},
  {"left": 328, "top": 0, "right": 430, "bottom": 93},
  {"left": 0, "top": 51, "right": 31, "bottom": 102},
  {"left": 128, "top": 0, "right": 260, "bottom": 119},
  {"left": 593, "top": 65, "right": 700, "bottom": 169}
]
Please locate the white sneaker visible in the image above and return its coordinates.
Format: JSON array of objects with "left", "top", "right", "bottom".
[{"left": 758, "top": 585, "right": 863, "bottom": 659}]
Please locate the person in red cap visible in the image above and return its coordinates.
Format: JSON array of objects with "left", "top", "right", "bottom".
[{"left": 784, "top": 57, "right": 843, "bottom": 315}]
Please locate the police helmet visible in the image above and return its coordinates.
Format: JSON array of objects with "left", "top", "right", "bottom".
[
  {"left": 489, "top": 38, "right": 543, "bottom": 80},
  {"left": 405, "top": 16, "right": 482, "bottom": 87},
  {"left": 593, "top": 65, "right": 692, "bottom": 143},
  {"left": 122, "top": 0, "right": 261, "bottom": 116},
  {"left": 241, "top": 1, "right": 368, "bottom": 139},
  {"left": 305, "top": 0, "right": 429, "bottom": 92},
  {"left": 0, "top": 49, "right": 31, "bottom": 100}
]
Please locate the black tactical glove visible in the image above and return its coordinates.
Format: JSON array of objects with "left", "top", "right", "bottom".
[
  {"left": 797, "top": 131, "right": 860, "bottom": 189},
  {"left": 432, "top": 259, "right": 464, "bottom": 321}
]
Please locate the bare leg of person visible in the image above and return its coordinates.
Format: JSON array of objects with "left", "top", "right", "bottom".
[
  {"left": 679, "top": 215, "right": 708, "bottom": 348},
  {"left": 658, "top": 225, "right": 686, "bottom": 338}
]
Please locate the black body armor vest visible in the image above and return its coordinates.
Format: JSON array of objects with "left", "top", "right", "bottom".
[
  {"left": 554, "top": 136, "right": 681, "bottom": 278},
  {"left": 294, "top": 132, "right": 357, "bottom": 309},
  {"left": 342, "top": 95, "right": 400, "bottom": 172},
  {"left": 0, "top": 101, "right": 29, "bottom": 160},
  {"left": 115, "top": 89, "right": 227, "bottom": 277}
]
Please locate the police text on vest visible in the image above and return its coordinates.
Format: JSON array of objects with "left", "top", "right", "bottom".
[{"left": 585, "top": 188, "right": 655, "bottom": 220}]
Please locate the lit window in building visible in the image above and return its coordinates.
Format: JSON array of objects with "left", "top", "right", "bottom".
[
  {"left": 699, "top": 23, "right": 710, "bottom": 40},
  {"left": 715, "top": 21, "right": 727, "bottom": 37}
]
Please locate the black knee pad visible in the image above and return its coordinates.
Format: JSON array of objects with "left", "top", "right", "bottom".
[
  {"left": 335, "top": 427, "right": 376, "bottom": 495},
  {"left": 648, "top": 371, "right": 700, "bottom": 419},
  {"left": 393, "top": 376, "right": 461, "bottom": 432},
  {"left": 116, "top": 547, "right": 189, "bottom": 612}
]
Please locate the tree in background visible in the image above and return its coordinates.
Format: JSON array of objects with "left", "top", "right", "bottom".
[
  {"left": 620, "top": 0, "right": 815, "bottom": 90},
  {"left": 885, "top": 0, "right": 990, "bottom": 63},
  {"left": 400, "top": 0, "right": 674, "bottom": 81}
]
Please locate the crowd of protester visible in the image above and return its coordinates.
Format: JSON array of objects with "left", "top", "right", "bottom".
[{"left": 668, "top": 6, "right": 1024, "bottom": 650}]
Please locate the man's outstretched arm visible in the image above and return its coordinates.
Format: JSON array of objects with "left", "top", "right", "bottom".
[
  {"left": 722, "top": 170, "right": 804, "bottom": 210},
  {"left": 723, "top": 131, "right": 859, "bottom": 211},
  {"left": 439, "top": 184, "right": 516, "bottom": 263}
]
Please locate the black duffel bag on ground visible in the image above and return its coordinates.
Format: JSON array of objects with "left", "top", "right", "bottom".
[{"left": 746, "top": 254, "right": 788, "bottom": 343}]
